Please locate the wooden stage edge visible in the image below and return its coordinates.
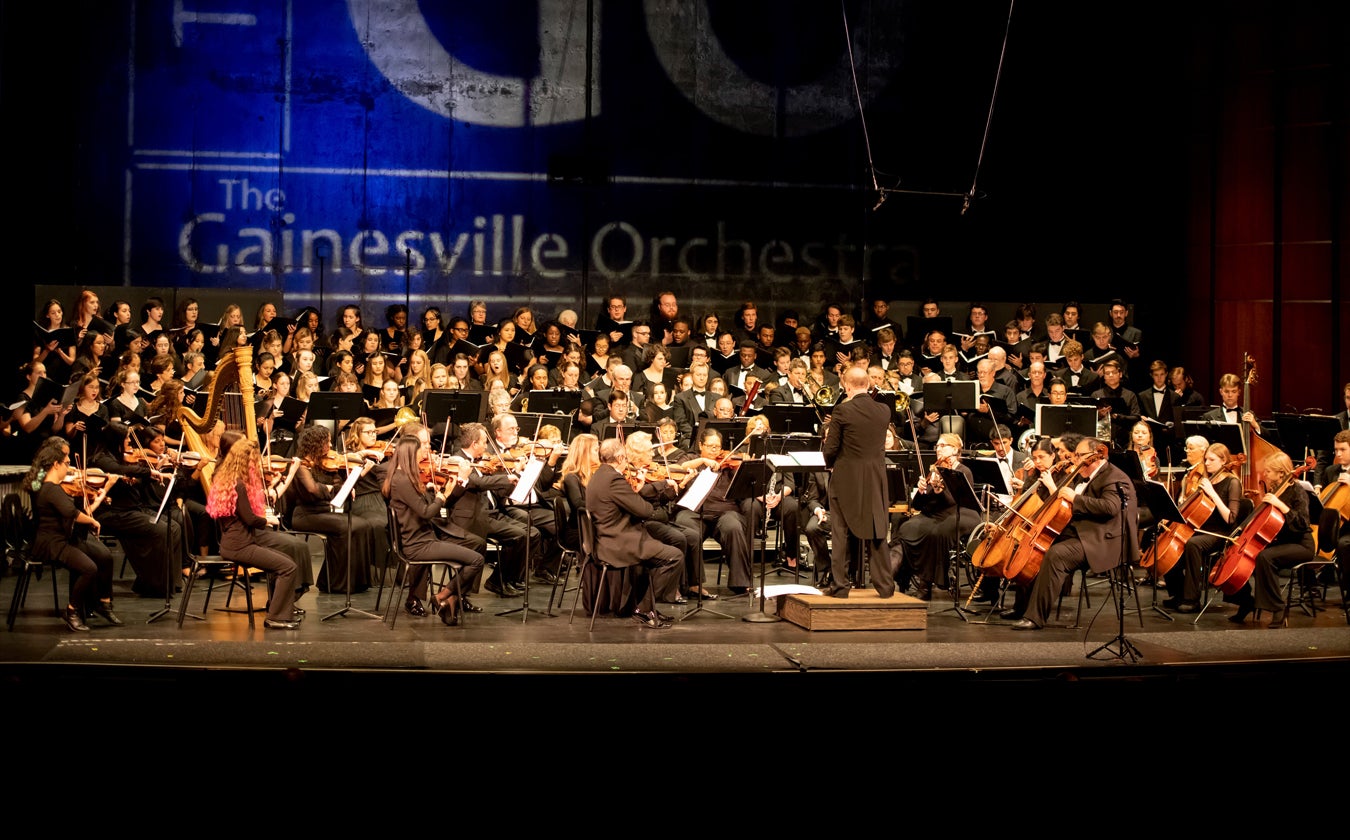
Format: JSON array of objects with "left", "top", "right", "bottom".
[{"left": 776, "top": 589, "right": 928, "bottom": 631}]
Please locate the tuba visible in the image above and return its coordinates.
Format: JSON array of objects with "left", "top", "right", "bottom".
[{"left": 179, "top": 345, "right": 257, "bottom": 493}]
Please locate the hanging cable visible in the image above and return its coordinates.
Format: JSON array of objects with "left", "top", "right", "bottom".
[{"left": 963, "top": 0, "right": 1016, "bottom": 215}]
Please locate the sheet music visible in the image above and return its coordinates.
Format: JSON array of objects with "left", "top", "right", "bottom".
[
  {"left": 767, "top": 451, "right": 826, "bottom": 469},
  {"left": 677, "top": 467, "right": 718, "bottom": 511},
  {"left": 508, "top": 457, "right": 545, "bottom": 505},
  {"left": 330, "top": 462, "right": 364, "bottom": 511}
]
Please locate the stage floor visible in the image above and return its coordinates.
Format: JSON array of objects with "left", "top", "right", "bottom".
[{"left": 4, "top": 539, "right": 1347, "bottom": 708}]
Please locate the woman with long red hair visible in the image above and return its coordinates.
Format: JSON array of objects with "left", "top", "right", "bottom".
[{"left": 206, "top": 432, "right": 311, "bottom": 629}]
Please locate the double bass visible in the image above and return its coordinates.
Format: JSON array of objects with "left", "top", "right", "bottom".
[
  {"left": 1002, "top": 451, "right": 1103, "bottom": 587},
  {"left": 1209, "top": 463, "right": 1312, "bottom": 595},
  {"left": 1237, "top": 353, "right": 1280, "bottom": 504}
]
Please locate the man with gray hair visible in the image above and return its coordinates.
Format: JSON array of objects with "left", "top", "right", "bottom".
[{"left": 585, "top": 438, "right": 683, "bottom": 628}]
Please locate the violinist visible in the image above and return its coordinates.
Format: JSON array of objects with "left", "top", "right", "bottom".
[
  {"left": 382, "top": 434, "right": 484, "bottom": 626},
  {"left": 692, "top": 427, "right": 757, "bottom": 595},
  {"left": 88, "top": 421, "right": 180, "bottom": 599},
  {"left": 1225, "top": 452, "right": 1316, "bottom": 627},
  {"left": 441, "top": 422, "right": 529, "bottom": 599},
  {"left": 286, "top": 425, "right": 379, "bottom": 595},
  {"left": 487, "top": 412, "right": 560, "bottom": 586},
  {"left": 205, "top": 433, "right": 308, "bottom": 629},
  {"left": 1128, "top": 421, "right": 1160, "bottom": 481},
  {"left": 622, "top": 431, "right": 700, "bottom": 604},
  {"left": 343, "top": 417, "right": 392, "bottom": 588},
  {"left": 26, "top": 437, "right": 122, "bottom": 631},
  {"left": 1008, "top": 436, "right": 1138, "bottom": 631},
  {"left": 891, "top": 433, "right": 981, "bottom": 601},
  {"left": 1161, "top": 442, "right": 1243, "bottom": 613}
]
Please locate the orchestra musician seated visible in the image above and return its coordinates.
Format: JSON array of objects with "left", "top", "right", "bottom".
[{"left": 1006, "top": 436, "right": 1138, "bottom": 630}]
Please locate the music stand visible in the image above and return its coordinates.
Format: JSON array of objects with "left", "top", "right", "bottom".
[
  {"left": 1088, "top": 469, "right": 1145, "bottom": 663},
  {"left": 701, "top": 419, "right": 750, "bottom": 452},
  {"left": 924, "top": 381, "right": 978, "bottom": 438},
  {"left": 600, "top": 421, "right": 658, "bottom": 441},
  {"left": 495, "top": 456, "right": 551, "bottom": 622},
  {"left": 1182, "top": 421, "right": 1245, "bottom": 459},
  {"left": 514, "top": 411, "right": 575, "bottom": 443},
  {"left": 1133, "top": 473, "right": 1183, "bottom": 621},
  {"left": 308, "top": 393, "right": 381, "bottom": 622},
  {"left": 936, "top": 466, "right": 984, "bottom": 623},
  {"left": 760, "top": 404, "right": 819, "bottom": 437},
  {"left": 423, "top": 389, "right": 484, "bottom": 448},
  {"left": 721, "top": 459, "right": 779, "bottom": 623},
  {"left": 525, "top": 390, "right": 582, "bottom": 417},
  {"left": 1036, "top": 404, "right": 1099, "bottom": 438},
  {"left": 1273, "top": 412, "right": 1340, "bottom": 459}
]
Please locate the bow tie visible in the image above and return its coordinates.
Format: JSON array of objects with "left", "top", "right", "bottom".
[
  {"left": 741, "top": 367, "right": 754, "bottom": 373},
  {"left": 1154, "top": 388, "right": 1167, "bottom": 394},
  {"left": 1049, "top": 340, "right": 1062, "bottom": 347},
  {"left": 693, "top": 390, "right": 706, "bottom": 398}
]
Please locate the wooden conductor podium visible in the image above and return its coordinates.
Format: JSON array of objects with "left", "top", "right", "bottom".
[{"left": 776, "top": 589, "right": 929, "bottom": 631}]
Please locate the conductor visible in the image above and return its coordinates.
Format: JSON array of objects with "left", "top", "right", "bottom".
[{"left": 820, "top": 366, "right": 895, "bottom": 598}]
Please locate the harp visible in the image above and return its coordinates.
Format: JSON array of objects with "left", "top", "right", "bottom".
[{"left": 179, "top": 345, "right": 257, "bottom": 493}]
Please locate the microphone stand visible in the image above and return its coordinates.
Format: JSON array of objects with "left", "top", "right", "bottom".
[{"left": 1088, "top": 481, "right": 1143, "bottom": 662}]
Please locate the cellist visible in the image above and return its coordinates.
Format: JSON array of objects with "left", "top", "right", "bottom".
[
  {"left": 1226, "top": 452, "right": 1316, "bottom": 627},
  {"left": 1161, "top": 442, "right": 1243, "bottom": 613},
  {"left": 1009, "top": 435, "right": 1138, "bottom": 631},
  {"left": 1318, "top": 429, "right": 1350, "bottom": 604}
]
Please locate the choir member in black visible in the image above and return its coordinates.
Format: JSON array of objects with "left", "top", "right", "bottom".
[
  {"left": 1225, "top": 452, "right": 1317, "bottom": 627},
  {"left": 26, "top": 437, "right": 120, "bottom": 631},
  {"left": 966, "top": 359, "right": 1015, "bottom": 447},
  {"left": 1139, "top": 360, "right": 1177, "bottom": 427},
  {"left": 69, "top": 329, "right": 112, "bottom": 383},
  {"left": 286, "top": 425, "right": 378, "bottom": 594},
  {"left": 205, "top": 432, "right": 308, "bottom": 626},
  {"left": 1162, "top": 442, "right": 1243, "bottom": 612},
  {"left": 584, "top": 438, "right": 682, "bottom": 628},
  {"left": 383, "top": 434, "right": 485, "bottom": 625},
  {"left": 1083, "top": 323, "right": 1121, "bottom": 373},
  {"left": 1009, "top": 436, "right": 1138, "bottom": 630},
  {"left": 1055, "top": 340, "right": 1099, "bottom": 395},
  {"left": 12, "top": 360, "right": 69, "bottom": 464},
  {"left": 88, "top": 422, "right": 180, "bottom": 598},
  {"left": 821, "top": 366, "right": 895, "bottom": 598},
  {"left": 34, "top": 298, "right": 76, "bottom": 388},
  {"left": 891, "top": 433, "right": 980, "bottom": 600},
  {"left": 61, "top": 372, "right": 108, "bottom": 461}
]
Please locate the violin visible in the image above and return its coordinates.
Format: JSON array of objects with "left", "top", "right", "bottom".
[{"left": 62, "top": 466, "right": 110, "bottom": 497}]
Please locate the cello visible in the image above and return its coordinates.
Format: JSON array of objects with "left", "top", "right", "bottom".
[
  {"left": 1139, "top": 469, "right": 1219, "bottom": 577},
  {"left": 966, "top": 458, "right": 1073, "bottom": 603},
  {"left": 1316, "top": 473, "right": 1350, "bottom": 559},
  {"left": 1002, "top": 451, "right": 1103, "bottom": 587},
  {"left": 1209, "top": 462, "right": 1313, "bottom": 595}
]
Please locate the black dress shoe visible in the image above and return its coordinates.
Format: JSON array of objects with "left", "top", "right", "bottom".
[
  {"left": 1010, "top": 618, "right": 1041, "bottom": 631},
  {"left": 459, "top": 596, "right": 483, "bottom": 613},
  {"left": 63, "top": 606, "right": 90, "bottom": 632},
  {"left": 912, "top": 583, "right": 932, "bottom": 602},
  {"left": 999, "top": 608, "right": 1022, "bottom": 620},
  {"left": 484, "top": 579, "right": 520, "bottom": 598},
  {"left": 653, "top": 609, "right": 676, "bottom": 623},
  {"left": 405, "top": 599, "right": 427, "bottom": 617},
  {"left": 682, "top": 588, "right": 718, "bottom": 601},
  {"left": 1162, "top": 597, "right": 1181, "bottom": 609},
  {"left": 663, "top": 594, "right": 688, "bottom": 605},
  {"left": 1175, "top": 601, "right": 1198, "bottom": 613},
  {"left": 90, "top": 600, "right": 124, "bottom": 626},
  {"left": 1229, "top": 604, "right": 1253, "bottom": 624},
  {"left": 632, "top": 610, "right": 672, "bottom": 629},
  {"left": 823, "top": 586, "right": 849, "bottom": 599},
  {"left": 263, "top": 618, "right": 300, "bottom": 629},
  {"left": 533, "top": 569, "right": 563, "bottom": 586}
]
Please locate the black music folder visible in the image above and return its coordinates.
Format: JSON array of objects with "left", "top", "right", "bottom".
[{"left": 33, "top": 322, "right": 76, "bottom": 347}]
